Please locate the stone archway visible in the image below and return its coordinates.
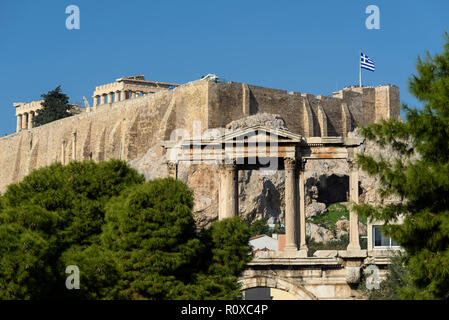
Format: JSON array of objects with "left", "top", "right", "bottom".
[{"left": 239, "top": 276, "right": 318, "bottom": 300}]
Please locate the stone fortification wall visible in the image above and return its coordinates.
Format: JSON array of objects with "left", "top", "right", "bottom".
[
  {"left": 0, "top": 80, "right": 210, "bottom": 193},
  {"left": 0, "top": 79, "right": 399, "bottom": 194}
]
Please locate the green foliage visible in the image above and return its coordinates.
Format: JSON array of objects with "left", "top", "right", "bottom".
[
  {"left": 272, "top": 222, "right": 284, "bottom": 234},
  {"left": 32, "top": 86, "right": 73, "bottom": 127},
  {"left": 306, "top": 234, "right": 367, "bottom": 256},
  {"left": 308, "top": 203, "right": 350, "bottom": 231},
  {"left": 0, "top": 166, "right": 252, "bottom": 300},
  {"left": 354, "top": 33, "right": 449, "bottom": 300},
  {"left": 0, "top": 160, "right": 145, "bottom": 299},
  {"left": 248, "top": 219, "right": 272, "bottom": 237}
]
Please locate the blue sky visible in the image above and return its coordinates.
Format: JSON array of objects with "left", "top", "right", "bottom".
[{"left": 0, "top": 0, "right": 448, "bottom": 135}]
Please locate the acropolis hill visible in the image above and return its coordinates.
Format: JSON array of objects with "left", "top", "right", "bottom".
[{"left": 0, "top": 75, "right": 400, "bottom": 197}]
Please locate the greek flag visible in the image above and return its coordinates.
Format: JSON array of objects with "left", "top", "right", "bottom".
[{"left": 360, "top": 52, "right": 375, "bottom": 71}]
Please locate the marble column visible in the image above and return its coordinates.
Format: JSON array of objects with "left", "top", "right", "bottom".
[
  {"left": 22, "top": 113, "right": 28, "bottom": 130},
  {"left": 108, "top": 92, "right": 114, "bottom": 104},
  {"left": 347, "top": 159, "right": 361, "bottom": 251},
  {"left": 219, "top": 162, "right": 238, "bottom": 220},
  {"left": 298, "top": 159, "right": 308, "bottom": 252},
  {"left": 17, "top": 114, "right": 22, "bottom": 132},
  {"left": 120, "top": 91, "right": 126, "bottom": 101},
  {"left": 100, "top": 94, "right": 105, "bottom": 105},
  {"left": 92, "top": 96, "right": 98, "bottom": 107},
  {"left": 28, "top": 112, "right": 34, "bottom": 129},
  {"left": 115, "top": 91, "right": 121, "bottom": 102},
  {"left": 284, "top": 157, "right": 298, "bottom": 251}
]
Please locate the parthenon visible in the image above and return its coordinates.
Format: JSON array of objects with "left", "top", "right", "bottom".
[{"left": 91, "top": 75, "right": 179, "bottom": 108}]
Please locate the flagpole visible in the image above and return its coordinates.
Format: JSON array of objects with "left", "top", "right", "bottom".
[{"left": 359, "top": 49, "right": 362, "bottom": 87}]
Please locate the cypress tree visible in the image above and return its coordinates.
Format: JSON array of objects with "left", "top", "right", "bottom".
[{"left": 33, "top": 86, "right": 73, "bottom": 127}]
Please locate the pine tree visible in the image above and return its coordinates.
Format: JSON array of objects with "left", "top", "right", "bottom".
[
  {"left": 33, "top": 86, "right": 73, "bottom": 127},
  {"left": 355, "top": 33, "right": 449, "bottom": 299}
]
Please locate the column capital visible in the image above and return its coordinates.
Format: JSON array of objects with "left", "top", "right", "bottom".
[
  {"left": 298, "top": 158, "right": 307, "bottom": 171},
  {"left": 284, "top": 157, "right": 296, "bottom": 169},
  {"left": 167, "top": 161, "right": 177, "bottom": 170},
  {"left": 347, "top": 158, "right": 357, "bottom": 170},
  {"left": 221, "top": 159, "right": 237, "bottom": 170},
  {"left": 167, "top": 161, "right": 178, "bottom": 178}
]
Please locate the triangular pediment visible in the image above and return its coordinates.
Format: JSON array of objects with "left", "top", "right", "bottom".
[{"left": 220, "top": 125, "right": 303, "bottom": 143}]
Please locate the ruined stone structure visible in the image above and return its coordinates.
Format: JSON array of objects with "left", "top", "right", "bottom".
[
  {"left": 0, "top": 76, "right": 402, "bottom": 299},
  {"left": 91, "top": 75, "right": 178, "bottom": 109},
  {"left": 14, "top": 100, "right": 44, "bottom": 132}
]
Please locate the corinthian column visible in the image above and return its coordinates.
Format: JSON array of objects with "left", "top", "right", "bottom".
[
  {"left": 347, "top": 159, "right": 361, "bottom": 251},
  {"left": 284, "top": 157, "right": 298, "bottom": 251},
  {"left": 219, "top": 162, "right": 238, "bottom": 220},
  {"left": 298, "top": 159, "right": 308, "bottom": 252}
]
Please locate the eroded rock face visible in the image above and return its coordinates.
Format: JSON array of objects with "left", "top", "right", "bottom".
[{"left": 306, "top": 223, "right": 335, "bottom": 243}]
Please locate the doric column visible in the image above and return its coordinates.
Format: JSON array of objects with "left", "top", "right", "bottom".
[
  {"left": 219, "top": 162, "right": 238, "bottom": 220},
  {"left": 298, "top": 159, "right": 308, "bottom": 252},
  {"left": 28, "top": 112, "right": 34, "bottom": 129},
  {"left": 167, "top": 161, "right": 178, "bottom": 179},
  {"left": 115, "top": 91, "right": 121, "bottom": 102},
  {"left": 100, "top": 94, "right": 106, "bottom": 105},
  {"left": 347, "top": 159, "right": 361, "bottom": 251},
  {"left": 108, "top": 92, "right": 114, "bottom": 104},
  {"left": 17, "top": 114, "right": 22, "bottom": 132},
  {"left": 92, "top": 96, "right": 98, "bottom": 107},
  {"left": 284, "top": 157, "right": 298, "bottom": 251},
  {"left": 120, "top": 90, "right": 126, "bottom": 101},
  {"left": 22, "top": 113, "right": 28, "bottom": 130}
]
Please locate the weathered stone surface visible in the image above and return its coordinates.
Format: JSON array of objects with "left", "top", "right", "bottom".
[
  {"left": 306, "top": 223, "right": 335, "bottom": 243},
  {"left": 313, "top": 250, "right": 338, "bottom": 258},
  {"left": 345, "top": 266, "right": 361, "bottom": 284},
  {"left": 338, "top": 250, "right": 367, "bottom": 258},
  {"left": 225, "top": 113, "right": 288, "bottom": 131},
  {"left": 306, "top": 200, "right": 326, "bottom": 218}
]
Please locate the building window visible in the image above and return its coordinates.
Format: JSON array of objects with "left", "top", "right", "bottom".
[{"left": 373, "top": 225, "right": 400, "bottom": 248}]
